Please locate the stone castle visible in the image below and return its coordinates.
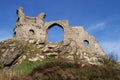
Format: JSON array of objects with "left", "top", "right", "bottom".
[{"left": 13, "top": 7, "right": 106, "bottom": 64}]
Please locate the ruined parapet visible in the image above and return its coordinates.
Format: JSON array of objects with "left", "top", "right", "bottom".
[{"left": 14, "top": 7, "right": 106, "bottom": 65}]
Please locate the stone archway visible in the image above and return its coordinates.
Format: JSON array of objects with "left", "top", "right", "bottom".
[
  {"left": 44, "top": 20, "right": 69, "bottom": 43},
  {"left": 47, "top": 23, "right": 64, "bottom": 42}
]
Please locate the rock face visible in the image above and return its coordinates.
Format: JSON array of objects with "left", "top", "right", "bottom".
[
  {"left": 0, "top": 7, "right": 106, "bottom": 68},
  {"left": 0, "top": 39, "right": 45, "bottom": 68},
  {"left": 0, "top": 39, "right": 24, "bottom": 68}
]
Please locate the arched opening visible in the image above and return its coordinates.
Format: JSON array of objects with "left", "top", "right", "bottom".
[
  {"left": 29, "top": 29, "right": 35, "bottom": 35},
  {"left": 83, "top": 40, "right": 89, "bottom": 46},
  {"left": 48, "top": 24, "right": 64, "bottom": 42}
]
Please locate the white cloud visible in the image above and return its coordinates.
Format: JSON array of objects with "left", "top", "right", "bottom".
[
  {"left": 87, "top": 22, "right": 106, "bottom": 32},
  {"left": 100, "top": 41, "right": 120, "bottom": 61}
]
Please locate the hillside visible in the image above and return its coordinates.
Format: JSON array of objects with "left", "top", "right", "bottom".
[
  {"left": 0, "top": 39, "right": 120, "bottom": 80},
  {"left": 0, "top": 59, "right": 120, "bottom": 80}
]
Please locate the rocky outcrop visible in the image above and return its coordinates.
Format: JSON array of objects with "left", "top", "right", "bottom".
[
  {"left": 0, "top": 39, "right": 44, "bottom": 68},
  {"left": 40, "top": 38, "right": 104, "bottom": 65},
  {"left": 0, "top": 39, "right": 24, "bottom": 68},
  {"left": 0, "top": 38, "right": 105, "bottom": 68}
]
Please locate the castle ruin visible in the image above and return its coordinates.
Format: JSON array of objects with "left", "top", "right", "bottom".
[{"left": 14, "top": 7, "right": 106, "bottom": 64}]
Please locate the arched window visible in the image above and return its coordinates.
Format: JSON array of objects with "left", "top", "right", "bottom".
[
  {"left": 83, "top": 40, "right": 89, "bottom": 46},
  {"left": 48, "top": 24, "right": 64, "bottom": 42}
]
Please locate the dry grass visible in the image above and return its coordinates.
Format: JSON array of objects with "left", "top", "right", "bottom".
[
  {"left": 0, "top": 71, "right": 24, "bottom": 80},
  {"left": 27, "top": 60, "right": 120, "bottom": 80}
]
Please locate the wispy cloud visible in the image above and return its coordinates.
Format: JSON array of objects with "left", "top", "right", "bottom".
[{"left": 87, "top": 22, "right": 106, "bottom": 32}]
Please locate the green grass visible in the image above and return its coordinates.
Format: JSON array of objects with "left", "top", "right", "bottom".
[{"left": 1, "top": 58, "right": 54, "bottom": 74}]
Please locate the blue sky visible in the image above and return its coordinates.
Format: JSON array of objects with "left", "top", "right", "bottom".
[{"left": 0, "top": 0, "right": 120, "bottom": 60}]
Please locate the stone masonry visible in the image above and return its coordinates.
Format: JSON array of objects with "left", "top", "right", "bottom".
[{"left": 14, "top": 7, "right": 106, "bottom": 64}]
